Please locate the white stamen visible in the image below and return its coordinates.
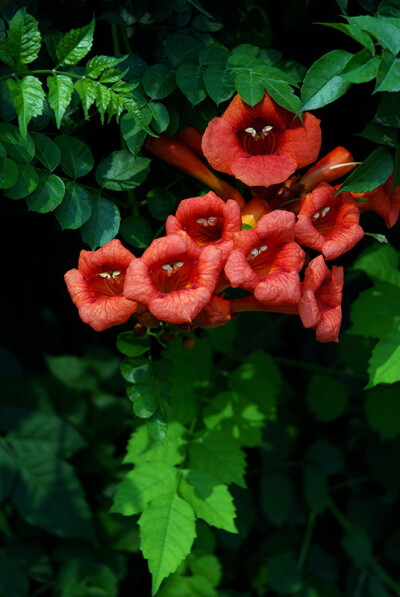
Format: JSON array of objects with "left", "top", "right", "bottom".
[
  {"left": 260, "top": 245, "right": 268, "bottom": 252},
  {"left": 161, "top": 262, "right": 184, "bottom": 277},
  {"left": 197, "top": 218, "right": 207, "bottom": 225},
  {"left": 262, "top": 125, "right": 273, "bottom": 136},
  {"left": 312, "top": 211, "right": 320, "bottom": 221},
  {"left": 207, "top": 216, "right": 217, "bottom": 226},
  {"left": 174, "top": 262, "right": 184, "bottom": 269},
  {"left": 250, "top": 248, "right": 259, "bottom": 257},
  {"left": 321, "top": 206, "right": 330, "bottom": 217},
  {"left": 245, "top": 127, "right": 257, "bottom": 137},
  {"left": 112, "top": 270, "right": 121, "bottom": 278},
  {"left": 97, "top": 272, "right": 112, "bottom": 279},
  {"left": 161, "top": 264, "right": 173, "bottom": 276}
]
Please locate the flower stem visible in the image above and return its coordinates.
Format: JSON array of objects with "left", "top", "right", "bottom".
[{"left": 297, "top": 510, "right": 317, "bottom": 570}]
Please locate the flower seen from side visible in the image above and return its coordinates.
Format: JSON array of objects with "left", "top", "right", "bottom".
[{"left": 352, "top": 174, "right": 400, "bottom": 229}]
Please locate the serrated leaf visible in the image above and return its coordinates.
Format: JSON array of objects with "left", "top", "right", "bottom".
[
  {"left": 86, "top": 54, "right": 128, "bottom": 78},
  {"left": 56, "top": 18, "right": 95, "bottom": 67},
  {"left": 235, "top": 70, "right": 265, "bottom": 106},
  {"left": 0, "top": 156, "right": 20, "bottom": 189},
  {"left": 99, "top": 67, "right": 128, "bottom": 84},
  {"left": 346, "top": 15, "right": 400, "bottom": 56},
  {"left": 189, "top": 429, "right": 246, "bottom": 488},
  {"left": 180, "top": 469, "right": 237, "bottom": 533},
  {"left": 375, "top": 50, "right": 400, "bottom": 93},
  {"left": 7, "top": 76, "right": 45, "bottom": 138},
  {"left": 74, "top": 77, "right": 97, "bottom": 119},
  {"left": 264, "top": 79, "right": 301, "bottom": 113},
  {"left": 339, "top": 147, "right": 393, "bottom": 194},
  {"left": 203, "top": 66, "right": 235, "bottom": 105},
  {"left": 7, "top": 7, "right": 41, "bottom": 65},
  {"left": 25, "top": 171, "right": 65, "bottom": 213},
  {"left": 120, "top": 214, "right": 153, "bottom": 249},
  {"left": 55, "top": 134, "right": 94, "bottom": 179},
  {"left": 261, "top": 472, "right": 293, "bottom": 526},
  {"left": 142, "top": 64, "right": 176, "bottom": 100},
  {"left": 80, "top": 196, "right": 120, "bottom": 249},
  {"left": 0, "top": 122, "right": 34, "bottom": 163},
  {"left": 47, "top": 74, "right": 74, "bottom": 128},
  {"left": 176, "top": 64, "right": 207, "bottom": 106},
  {"left": 139, "top": 492, "right": 196, "bottom": 594},
  {"left": 11, "top": 452, "right": 93, "bottom": 540},
  {"left": 120, "top": 113, "right": 147, "bottom": 156},
  {"left": 96, "top": 149, "right": 150, "bottom": 191},
  {"left": 4, "top": 162, "right": 38, "bottom": 199},
  {"left": 300, "top": 50, "right": 353, "bottom": 112},
  {"left": 124, "top": 421, "right": 187, "bottom": 467},
  {"left": 54, "top": 181, "right": 92, "bottom": 230},
  {"left": 111, "top": 461, "right": 177, "bottom": 516},
  {"left": 95, "top": 83, "right": 110, "bottom": 124},
  {"left": 365, "top": 386, "right": 400, "bottom": 439}
]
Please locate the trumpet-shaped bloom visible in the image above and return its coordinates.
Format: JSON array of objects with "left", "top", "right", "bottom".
[
  {"left": 298, "top": 255, "right": 343, "bottom": 342},
  {"left": 352, "top": 175, "right": 400, "bottom": 229},
  {"left": 301, "top": 146, "right": 355, "bottom": 192},
  {"left": 166, "top": 191, "right": 242, "bottom": 262},
  {"left": 202, "top": 92, "right": 321, "bottom": 188},
  {"left": 295, "top": 182, "right": 364, "bottom": 260},
  {"left": 64, "top": 239, "right": 137, "bottom": 331},
  {"left": 224, "top": 210, "right": 305, "bottom": 306},
  {"left": 123, "top": 232, "right": 223, "bottom": 324}
]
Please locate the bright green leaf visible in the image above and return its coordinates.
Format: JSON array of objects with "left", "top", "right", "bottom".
[
  {"left": 47, "top": 74, "right": 74, "bottom": 128},
  {"left": 149, "top": 102, "right": 170, "bottom": 134},
  {"left": 55, "top": 134, "right": 94, "bottom": 179},
  {"left": 4, "top": 162, "right": 38, "bottom": 199},
  {"left": 339, "top": 147, "right": 393, "bottom": 194},
  {"left": 74, "top": 77, "right": 98, "bottom": 119},
  {"left": 368, "top": 340, "right": 400, "bottom": 387},
  {"left": 7, "top": 76, "right": 45, "bottom": 138},
  {"left": 96, "top": 149, "right": 150, "bottom": 191},
  {"left": 56, "top": 18, "right": 95, "bottom": 67},
  {"left": 25, "top": 171, "right": 65, "bottom": 213},
  {"left": 86, "top": 54, "right": 128, "bottom": 78},
  {"left": 95, "top": 82, "right": 111, "bottom": 124},
  {"left": 7, "top": 7, "right": 41, "bottom": 65},
  {"left": 54, "top": 181, "right": 92, "bottom": 230},
  {"left": 80, "top": 196, "right": 120, "bottom": 249},
  {"left": 353, "top": 244, "right": 400, "bottom": 285},
  {"left": 340, "top": 51, "right": 380, "bottom": 83}
]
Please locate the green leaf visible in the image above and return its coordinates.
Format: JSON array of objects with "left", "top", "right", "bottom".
[
  {"left": 158, "top": 575, "right": 216, "bottom": 597},
  {"left": 7, "top": 76, "right": 45, "bottom": 138},
  {"left": 368, "top": 340, "right": 400, "bottom": 387},
  {"left": 176, "top": 64, "right": 207, "bottom": 106},
  {"left": 149, "top": 102, "right": 170, "bottom": 134},
  {"left": 95, "top": 83, "right": 111, "bottom": 124},
  {"left": 350, "top": 281, "right": 400, "bottom": 341},
  {"left": 47, "top": 74, "right": 74, "bottom": 128},
  {"left": 180, "top": 469, "right": 237, "bottom": 533},
  {"left": 261, "top": 472, "right": 293, "bottom": 526},
  {"left": 56, "top": 18, "right": 95, "bottom": 67},
  {"left": 199, "top": 46, "right": 229, "bottom": 66},
  {"left": 111, "top": 461, "right": 178, "bottom": 516},
  {"left": 235, "top": 70, "right": 265, "bottom": 106},
  {"left": 306, "top": 374, "right": 348, "bottom": 422},
  {"left": 96, "top": 149, "right": 150, "bottom": 191},
  {"left": 7, "top": 7, "right": 41, "bottom": 65},
  {"left": 267, "top": 552, "right": 303, "bottom": 594},
  {"left": 80, "top": 196, "right": 120, "bottom": 249},
  {"left": 339, "top": 147, "right": 393, "bottom": 194},
  {"left": 346, "top": 15, "right": 400, "bottom": 56},
  {"left": 188, "top": 552, "right": 222, "bottom": 588},
  {"left": 139, "top": 492, "right": 196, "bottom": 594},
  {"left": 74, "top": 77, "right": 98, "bottom": 119},
  {"left": 125, "top": 421, "right": 187, "bottom": 468},
  {"left": 4, "top": 162, "right": 38, "bottom": 199},
  {"left": 120, "top": 356, "right": 151, "bottom": 383},
  {"left": 0, "top": 157, "right": 20, "bottom": 189},
  {"left": 203, "top": 66, "right": 235, "bottom": 105},
  {"left": 120, "top": 215, "right": 153, "bottom": 249},
  {"left": 342, "top": 527, "right": 373, "bottom": 568},
  {"left": 0, "top": 122, "right": 34, "bottom": 163},
  {"left": 340, "top": 50, "right": 380, "bottom": 83},
  {"left": 0, "top": 444, "right": 16, "bottom": 504},
  {"left": 318, "top": 22, "right": 375, "bottom": 54},
  {"left": 353, "top": 244, "right": 400, "bottom": 285},
  {"left": 358, "top": 121, "right": 397, "bottom": 148},
  {"left": 86, "top": 54, "right": 128, "bottom": 78},
  {"left": 376, "top": 92, "right": 400, "bottom": 127},
  {"left": 117, "top": 332, "right": 150, "bottom": 357},
  {"left": 147, "top": 187, "right": 176, "bottom": 221},
  {"left": 25, "top": 171, "right": 65, "bottom": 213},
  {"left": 142, "top": 64, "right": 176, "bottom": 100},
  {"left": 54, "top": 181, "right": 92, "bottom": 230},
  {"left": 30, "top": 131, "right": 61, "bottom": 171},
  {"left": 264, "top": 79, "right": 301, "bottom": 113},
  {"left": 306, "top": 440, "right": 344, "bottom": 475},
  {"left": 120, "top": 114, "right": 147, "bottom": 156},
  {"left": 375, "top": 50, "right": 400, "bottom": 93},
  {"left": 166, "top": 34, "right": 204, "bottom": 66},
  {"left": 300, "top": 50, "right": 353, "bottom": 112},
  {"left": 99, "top": 67, "right": 128, "bottom": 83},
  {"left": 55, "top": 134, "right": 94, "bottom": 179},
  {"left": 303, "top": 464, "right": 328, "bottom": 514},
  {"left": 189, "top": 429, "right": 246, "bottom": 488},
  {"left": 365, "top": 386, "right": 400, "bottom": 439},
  {"left": 127, "top": 379, "right": 160, "bottom": 419},
  {"left": 203, "top": 391, "right": 264, "bottom": 448},
  {"left": 0, "top": 552, "right": 29, "bottom": 597},
  {"left": 11, "top": 452, "right": 93, "bottom": 540}
]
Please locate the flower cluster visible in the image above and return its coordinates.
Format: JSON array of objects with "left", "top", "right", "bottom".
[{"left": 65, "top": 92, "right": 400, "bottom": 343}]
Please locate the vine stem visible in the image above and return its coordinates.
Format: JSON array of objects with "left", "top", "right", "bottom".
[
  {"left": 297, "top": 510, "right": 317, "bottom": 570},
  {"left": 274, "top": 356, "right": 365, "bottom": 380},
  {"left": 0, "top": 69, "right": 84, "bottom": 83},
  {"left": 111, "top": 24, "right": 121, "bottom": 55},
  {"left": 328, "top": 498, "right": 400, "bottom": 596}
]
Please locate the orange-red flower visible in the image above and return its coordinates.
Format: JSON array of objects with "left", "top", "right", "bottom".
[
  {"left": 352, "top": 175, "right": 400, "bottom": 229},
  {"left": 224, "top": 210, "right": 305, "bottom": 306},
  {"left": 123, "top": 232, "right": 223, "bottom": 324},
  {"left": 298, "top": 255, "right": 343, "bottom": 343},
  {"left": 166, "top": 191, "right": 242, "bottom": 262},
  {"left": 181, "top": 295, "right": 232, "bottom": 330},
  {"left": 301, "top": 146, "right": 355, "bottom": 192},
  {"left": 64, "top": 239, "right": 137, "bottom": 332},
  {"left": 201, "top": 92, "right": 321, "bottom": 188},
  {"left": 295, "top": 182, "right": 364, "bottom": 260},
  {"left": 241, "top": 197, "right": 271, "bottom": 228}
]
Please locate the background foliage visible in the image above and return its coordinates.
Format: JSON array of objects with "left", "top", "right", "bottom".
[{"left": 2, "top": 0, "right": 400, "bottom": 595}]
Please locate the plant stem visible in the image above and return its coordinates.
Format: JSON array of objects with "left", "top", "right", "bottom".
[
  {"left": 0, "top": 69, "right": 84, "bottom": 82},
  {"left": 297, "top": 511, "right": 317, "bottom": 570},
  {"left": 120, "top": 27, "right": 133, "bottom": 55},
  {"left": 111, "top": 24, "right": 121, "bottom": 55},
  {"left": 274, "top": 356, "right": 365, "bottom": 380}
]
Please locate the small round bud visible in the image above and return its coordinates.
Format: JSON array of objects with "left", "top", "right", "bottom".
[
  {"left": 133, "top": 322, "right": 146, "bottom": 337},
  {"left": 182, "top": 336, "right": 195, "bottom": 351}
]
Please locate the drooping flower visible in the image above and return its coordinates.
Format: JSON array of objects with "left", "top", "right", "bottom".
[
  {"left": 224, "top": 210, "right": 305, "bottom": 306},
  {"left": 298, "top": 255, "right": 343, "bottom": 343},
  {"left": 300, "top": 146, "right": 356, "bottom": 192},
  {"left": 295, "top": 182, "right": 364, "bottom": 260},
  {"left": 241, "top": 197, "right": 271, "bottom": 229},
  {"left": 65, "top": 239, "right": 137, "bottom": 332},
  {"left": 180, "top": 295, "right": 232, "bottom": 331},
  {"left": 201, "top": 92, "right": 321, "bottom": 188},
  {"left": 123, "top": 231, "right": 223, "bottom": 324},
  {"left": 166, "top": 191, "right": 242, "bottom": 262},
  {"left": 145, "top": 133, "right": 245, "bottom": 206},
  {"left": 352, "top": 175, "right": 400, "bottom": 229},
  {"left": 176, "top": 125, "right": 204, "bottom": 157}
]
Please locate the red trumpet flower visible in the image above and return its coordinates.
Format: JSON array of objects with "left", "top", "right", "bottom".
[
  {"left": 352, "top": 174, "right": 400, "bottom": 229},
  {"left": 166, "top": 191, "right": 242, "bottom": 262},
  {"left": 123, "top": 232, "right": 223, "bottom": 324},
  {"left": 146, "top": 133, "right": 245, "bottom": 207},
  {"left": 295, "top": 182, "right": 364, "bottom": 260},
  {"left": 225, "top": 210, "right": 305, "bottom": 306},
  {"left": 64, "top": 240, "right": 137, "bottom": 332},
  {"left": 298, "top": 255, "right": 343, "bottom": 343},
  {"left": 202, "top": 92, "right": 321, "bottom": 188},
  {"left": 301, "top": 146, "right": 356, "bottom": 192}
]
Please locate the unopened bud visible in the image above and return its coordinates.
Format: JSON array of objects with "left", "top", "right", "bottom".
[
  {"left": 182, "top": 336, "right": 195, "bottom": 351},
  {"left": 133, "top": 322, "right": 147, "bottom": 337}
]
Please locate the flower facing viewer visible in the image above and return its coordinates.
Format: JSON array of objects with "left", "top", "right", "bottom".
[
  {"left": 65, "top": 240, "right": 137, "bottom": 331},
  {"left": 202, "top": 92, "right": 321, "bottom": 188},
  {"left": 123, "top": 232, "right": 223, "bottom": 325}
]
